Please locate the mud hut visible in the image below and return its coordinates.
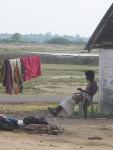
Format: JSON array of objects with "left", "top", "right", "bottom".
[{"left": 85, "top": 3, "right": 113, "bottom": 114}]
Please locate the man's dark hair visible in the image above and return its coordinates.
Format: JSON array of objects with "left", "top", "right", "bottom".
[{"left": 85, "top": 70, "right": 95, "bottom": 78}]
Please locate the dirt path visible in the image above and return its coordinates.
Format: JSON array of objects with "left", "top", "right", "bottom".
[
  {"left": 0, "top": 93, "right": 98, "bottom": 104},
  {"left": 1, "top": 118, "right": 113, "bottom": 150},
  {"left": 0, "top": 95, "right": 64, "bottom": 104}
]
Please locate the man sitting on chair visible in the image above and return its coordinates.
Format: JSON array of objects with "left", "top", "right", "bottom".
[{"left": 48, "top": 70, "right": 98, "bottom": 118}]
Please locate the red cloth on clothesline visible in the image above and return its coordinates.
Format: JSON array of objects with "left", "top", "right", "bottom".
[{"left": 20, "top": 55, "right": 41, "bottom": 81}]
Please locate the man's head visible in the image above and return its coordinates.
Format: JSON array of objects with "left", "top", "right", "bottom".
[{"left": 85, "top": 70, "right": 95, "bottom": 81}]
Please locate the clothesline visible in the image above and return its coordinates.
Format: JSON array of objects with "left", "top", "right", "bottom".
[
  {"left": 0, "top": 53, "right": 38, "bottom": 60},
  {"left": 0, "top": 55, "right": 41, "bottom": 95}
]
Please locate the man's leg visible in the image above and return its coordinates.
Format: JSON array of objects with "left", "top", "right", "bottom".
[
  {"left": 83, "top": 100, "right": 88, "bottom": 118},
  {"left": 48, "top": 105, "right": 63, "bottom": 117}
]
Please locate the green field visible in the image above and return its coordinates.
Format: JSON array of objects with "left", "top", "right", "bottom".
[
  {"left": 0, "top": 63, "right": 98, "bottom": 96},
  {"left": 0, "top": 43, "right": 99, "bottom": 55},
  {"left": 0, "top": 43, "right": 85, "bottom": 54},
  {"left": 26, "top": 63, "right": 98, "bottom": 95}
]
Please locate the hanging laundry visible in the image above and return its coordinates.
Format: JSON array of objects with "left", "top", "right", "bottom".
[
  {"left": 2, "top": 55, "right": 41, "bottom": 95},
  {"left": 0, "top": 60, "right": 5, "bottom": 83},
  {"left": 20, "top": 55, "right": 41, "bottom": 81},
  {"left": 3, "top": 60, "right": 13, "bottom": 94},
  {"left": 10, "top": 58, "right": 23, "bottom": 94}
]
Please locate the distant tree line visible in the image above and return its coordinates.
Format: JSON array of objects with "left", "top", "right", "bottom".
[
  {"left": 0, "top": 32, "right": 89, "bottom": 44},
  {"left": 45, "top": 37, "right": 86, "bottom": 45}
]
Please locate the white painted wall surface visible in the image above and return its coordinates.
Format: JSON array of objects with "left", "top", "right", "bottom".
[{"left": 99, "top": 49, "right": 113, "bottom": 114}]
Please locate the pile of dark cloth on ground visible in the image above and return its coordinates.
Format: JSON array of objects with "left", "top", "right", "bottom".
[
  {"left": 0, "top": 115, "right": 64, "bottom": 135},
  {"left": 0, "top": 114, "right": 19, "bottom": 131}
]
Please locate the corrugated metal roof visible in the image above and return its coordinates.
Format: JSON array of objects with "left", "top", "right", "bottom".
[{"left": 85, "top": 3, "right": 113, "bottom": 50}]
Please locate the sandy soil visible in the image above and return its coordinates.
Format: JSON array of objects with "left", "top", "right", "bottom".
[{"left": 1, "top": 117, "right": 113, "bottom": 150}]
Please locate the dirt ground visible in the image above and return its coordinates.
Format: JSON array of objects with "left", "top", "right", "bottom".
[{"left": 1, "top": 116, "right": 113, "bottom": 150}]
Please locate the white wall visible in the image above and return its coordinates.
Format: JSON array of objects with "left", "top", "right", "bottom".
[{"left": 99, "top": 49, "right": 113, "bottom": 114}]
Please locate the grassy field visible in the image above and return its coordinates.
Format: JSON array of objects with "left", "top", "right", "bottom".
[
  {"left": 0, "top": 102, "right": 99, "bottom": 118},
  {"left": 0, "top": 102, "right": 57, "bottom": 117},
  {"left": 0, "top": 63, "right": 99, "bottom": 116},
  {"left": 0, "top": 63, "right": 98, "bottom": 95},
  {"left": 24, "top": 63, "right": 98, "bottom": 96},
  {"left": 0, "top": 63, "right": 99, "bottom": 96},
  {"left": 0, "top": 43, "right": 99, "bottom": 55},
  {"left": 0, "top": 43, "right": 85, "bottom": 53}
]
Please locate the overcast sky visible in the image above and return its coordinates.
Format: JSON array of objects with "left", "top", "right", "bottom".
[{"left": 0, "top": 0, "right": 112, "bottom": 37}]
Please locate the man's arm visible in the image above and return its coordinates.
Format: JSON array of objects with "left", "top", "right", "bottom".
[
  {"left": 77, "top": 82, "right": 98, "bottom": 96},
  {"left": 77, "top": 88, "right": 91, "bottom": 95}
]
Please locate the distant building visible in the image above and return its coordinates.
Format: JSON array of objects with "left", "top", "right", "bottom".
[{"left": 85, "top": 3, "right": 113, "bottom": 114}]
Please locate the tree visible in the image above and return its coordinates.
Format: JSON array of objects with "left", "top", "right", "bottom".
[
  {"left": 11, "top": 33, "right": 22, "bottom": 42},
  {"left": 45, "top": 37, "right": 72, "bottom": 45}
]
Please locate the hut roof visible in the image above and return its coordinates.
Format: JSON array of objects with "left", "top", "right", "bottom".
[{"left": 85, "top": 3, "right": 113, "bottom": 50}]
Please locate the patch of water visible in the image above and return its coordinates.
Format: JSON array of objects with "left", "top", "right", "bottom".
[{"left": 23, "top": 51, "right": 99, "bottom": 57}]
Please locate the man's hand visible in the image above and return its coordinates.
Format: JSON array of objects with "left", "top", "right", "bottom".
[{"left": 77, "top": 88, "right": 82, "bottom": 91}]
